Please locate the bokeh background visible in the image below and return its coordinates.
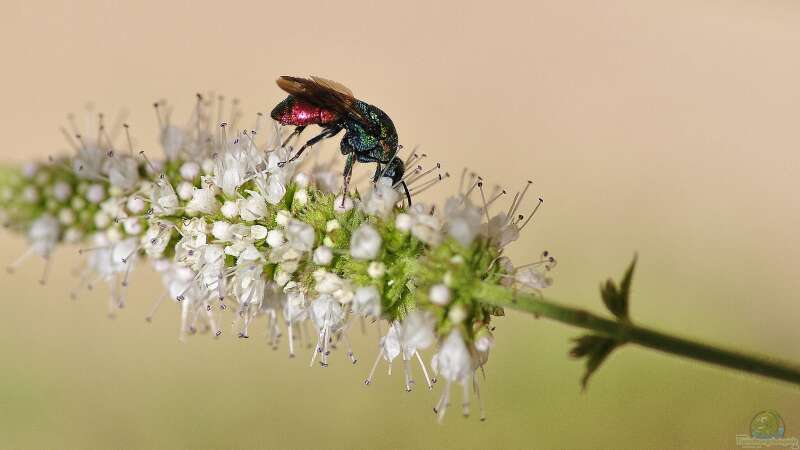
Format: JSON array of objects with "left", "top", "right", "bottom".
[{"left": 1, "top": 1, "right": 799, "bottom": 449}]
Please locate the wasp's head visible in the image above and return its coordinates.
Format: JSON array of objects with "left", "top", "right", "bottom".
[{"left": 382, "top": 157, "right": 405, "bottom": 186}]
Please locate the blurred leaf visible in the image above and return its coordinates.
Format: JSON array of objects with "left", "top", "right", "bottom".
[
  {"left": 600, "top": 255, "right": 637, "bottom": 320},
  {"left": 569, "top": 334, "right": 619, "bottom": 390}
]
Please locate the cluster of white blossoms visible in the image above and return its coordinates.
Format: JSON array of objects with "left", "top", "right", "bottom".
[{"left": 0, "top": 96, "right": 556, "bottom": 422}]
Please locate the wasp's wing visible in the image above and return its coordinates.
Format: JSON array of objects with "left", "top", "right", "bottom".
[
  {"left": 310, "top": 75, "right": 354, "bottom": 97},
  {"left": 276, "top": 76, "right": 375, "bottom": 131}
]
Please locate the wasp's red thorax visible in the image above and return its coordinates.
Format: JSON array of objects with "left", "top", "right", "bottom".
[{"left": 270, "top": 96, "right": 340, "bottom": 126}]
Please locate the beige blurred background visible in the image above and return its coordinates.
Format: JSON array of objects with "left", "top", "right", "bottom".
[{"left": 1, "top": 0, "right": 800, "bottom": 449}]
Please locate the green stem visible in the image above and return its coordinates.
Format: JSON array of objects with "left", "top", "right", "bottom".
[{"left": 477, "top": 282, "right": 800, "bottom": 386}]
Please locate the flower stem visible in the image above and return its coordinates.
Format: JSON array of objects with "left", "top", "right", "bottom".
[{"left": 477, "top": 282, "right": 800, "bottom": 386}]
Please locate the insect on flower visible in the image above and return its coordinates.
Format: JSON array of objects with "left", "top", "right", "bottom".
[{"left": 271, "top": 76, "right": 410, "bottom": 206}]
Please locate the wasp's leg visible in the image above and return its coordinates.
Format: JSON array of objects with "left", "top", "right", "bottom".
[
  {"left": 280, "top": 126, "right": 342, "bottom": 167},
  {"left": 341, "top": 153, "right": 355, "bottom": 207},
  {"left": 372, "top": 163, "right": 383, "bottom": 183},
  {"left": 281, "top": 125, "right": 306, "bottom": 148}
]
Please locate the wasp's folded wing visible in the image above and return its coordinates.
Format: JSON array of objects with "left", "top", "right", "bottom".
[{"left": 276, "top": 76, "right": 376, "bottom": 132}]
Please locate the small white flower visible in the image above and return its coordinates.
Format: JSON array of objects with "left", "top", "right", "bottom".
[
  {"left": 176, "top": 181, "right": 194, "bottom": 201},
  {"left": 293, "top": 188, "right": 308, "bottom": 206},
  {"left": 325, "top": 219, "right": 340, "bottom": 233},
  {"left": 106, "top": 226, "right": 123, "bottom": 242},
  {"left": 239, "top": 191, "right": 267, "bottom": 221},
  {"left": 350, "top": 223, "right": 381, "bottom": 260},
  {"left": 313, "top": 269, "right": 354, "bottom": 304},
  {"left": 400, "top": 311, "right": 436, "bottom": 356},
  {"left": 73, "top": 145, "right": 105, "bottom": 180},
  {"left": 360, "top": 177, "right": 400, "bottom": 219},
  {"left": 52, "top": 181, "right": 72, "bottom": 202},
  {"left": 71, "top": 196, "right": 86, "bottom": 210},
  {"left": 201, "top": 158, "right": 215, "bottom": 176},
  {"left": 211, "top": 221, "right": 232, "bottom": 241},
  {"left": 126, "top": 196, "right": 145, "bottom": 214},
  {"left": 367, "top": 261, "right": 386, "bottom": 279},
  {"left": 310, "top": 294, "right": 346, "bottom": 330},
  {"left": 28, "top": 215, "right": 60, "bottom": 256},
  {"left": 444, "top": 197, "right": 483, "bottom": 247},
  {"left": 63, "top": 227, "right": 83, "bottom": 244},
  {"left": 294, "top": 172, "right": 310, "bottom": 188},
  {"left": 142, "top": 222, "right": 172, "bottom": 257},
  {"left": 274, "top": 268, "right": 291, "bottom": 287},
  {"left": 94, "top": 211, "right": 111, "bottom": 229},
  {"left": 285, "top": 219, "right": 315, "bottom": 252},
  {"left": 395, "top": 213, "right": 413, "bottom": 232},
  {"left": 58, "top": 208, "right": 76, "bottom": 225},
  {"left": 283, "top": 288, "right": 308, "bottom": 323},
  {"left": 474, "top": 327, "right": 494, "bottom": 353},
  {"left": 238, "top": 244, "right": 263, "bottom": 261},
  {"left": 266, "top": 229, "right": 284, "bottom": 248},
  {"left": 333, "top": 195, "right": 354, "bottom": 212},
  {"left": 432, "top": 330, "right": 472, "bottom": 383},
  {"left": 86, "top": 184, "right": 106, "bottom": 204},
  {"left": 22, "top": 186, "right": 39, "bottom": 203},
  {"left": 108, "top": 157, "right": 140, "bottom": 191},
  {"left": 313, "top": 246, "right": 333, "bottom": 266},
  {"left": 448, "top": 304, "right": 467, "bottom": 324},
  {"left": 250, "top": 225, "right": 268, "bottom": 240},
  {"left": 429, "top": 283, "right": 451, "bottom": 306},
  {"left": 180, "top": 162, "right": 200, "bottom": 180},
  {"left": 151, "top": 180, "right": 179, "bottom": 216},
  {"left": 353, "top": 285, "right": 381, "bottom": 318},
  {"left": 264, "top": 175, "right": 287, "bottom": 205},
  {"left": 275, "top": 210, "right": 291, "bottom": 226},
  {"left": 408, "top": 205, "right": 442, "bottom": 246},
  {"left": 220, "top": 200, "right": 239, "bottom": 219},
  {"left": 484, "top": 213, "right": 520, "bottom": 248},
  {"left": 186, "top": 187, "right": 220, "bottom": 215},
  {"left": 123, "top": 217, "right": 143, "bottom": 235},
  {"left": 515, "top": 266, "right": 552, "bottom": 289}
]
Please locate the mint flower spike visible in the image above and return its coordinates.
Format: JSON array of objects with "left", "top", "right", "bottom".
[{"left": 2, "top": 97, "right": 799, "bottom": 424}]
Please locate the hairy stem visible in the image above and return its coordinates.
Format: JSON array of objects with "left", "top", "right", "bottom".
[{"left": 477, "top": 282, "right": 800, "bottom": 386}]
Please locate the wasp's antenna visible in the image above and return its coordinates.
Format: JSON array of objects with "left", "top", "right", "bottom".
[{"left": 520, "top": 198, "right": 544, "bottom": 231}]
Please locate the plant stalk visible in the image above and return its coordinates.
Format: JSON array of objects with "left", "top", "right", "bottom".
[{"left": 477, "top": 282, "right": 800, "bottom": 386}]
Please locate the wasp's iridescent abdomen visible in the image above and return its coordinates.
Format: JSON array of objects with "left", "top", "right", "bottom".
[{"left": 270, "top": 97, "right": 340, "bottom": 126}]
